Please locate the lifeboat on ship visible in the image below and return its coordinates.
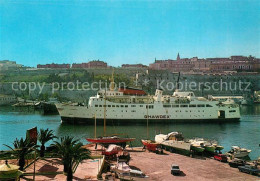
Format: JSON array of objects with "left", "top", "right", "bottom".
[{"left": 118, "top": 86, "right": 147, "bottom": 96}]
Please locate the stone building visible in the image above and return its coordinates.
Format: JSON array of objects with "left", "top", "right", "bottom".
[
  {"left": 149, "top": 54, "right": 260, "bottom": 73},
  {"left": 37, "top": 63, "right": 70, "bottom": 69},
  {"left": 72, "top": 60, "right": 108, "bottom": 69},
  {"left": 122, "top": 64, "right": 147, "bottom": 68},
  {"left": 0, "top": 60, "right": 23, "bottom": 71}
]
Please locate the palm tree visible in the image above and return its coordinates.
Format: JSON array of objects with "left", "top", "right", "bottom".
[
  {"left": 38, "top": 128, "right": 56, "bottom": 157},
  {"left": 52, "top": 136, "right": 91, "bottom": 181},
  {"left": 4, "top": 137, "right": 35, "bottom": 170}
]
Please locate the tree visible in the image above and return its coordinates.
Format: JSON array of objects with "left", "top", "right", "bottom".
[
  {"left": 52, "top": 136, "right": 91, "bottom": 181},
  {"left": 38, "top": 128, "right": 57, "bottom": 157},
  {"left": 38, "top": 93, "right": 49, "bottom": 101},
  {"left": 4, "top": 137, "right": 35, "bottom": 170}
]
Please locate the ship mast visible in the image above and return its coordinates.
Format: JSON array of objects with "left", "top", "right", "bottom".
[
  {"left": 146, "top": 104, "right": 149, "bottom": 139},
  {"left": 104, "top": 88, "right": 106, "bottom": 136},
  {"left": 110, "top": 69, "right": 115, "bottom": 91},
  {"left": 104, "top": 69, "right": 115, "bottom": 136}
]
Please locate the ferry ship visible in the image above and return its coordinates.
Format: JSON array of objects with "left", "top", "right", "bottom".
[{"left": 55, "top": 88, "right": 240, "bottom": 124}]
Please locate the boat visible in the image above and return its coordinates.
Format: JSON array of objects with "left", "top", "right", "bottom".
[
  {"left": 42, "top": 98, "right": 59, "bottom": 114},
  {"left": 241, "top": 95, "right": 254, "bottom": 106},
  {"left": 118, "top": 86, "right": 147, "bottom": 96},
  {"left": 86, "top": 73, "right": 135, "bottom": 147},
  {"left": 155, "top": 132, "right": 191, "bottom": 152},
  {"left": 204, "top": 145, "right": 216, "bottom": 153},
  {"left": 155, "top": 132, "right": 184, "bottom": 143},
  {"left": 111, "top": 162, "right": 147, "bottom": 179},
  {"left": 110, "top": 162, "right": 131, "bottom": 174},
  {"left": 141, "top": 104, "right": 161, "bottom": 153},
  {"left": 86, "top": 136, "right": 135, "bottom": 144},
  {"left": 190, "top": 145, "right": 205, "bottom": 153},
  {"left": 101, "top": 144, "right": 123, "bottom": 156},
  {"left": 228, "top": 158, "right": 246, "bottom": 168},
  {"left": 222, "top": 98, "right": 235, "bottom": 105},
  {"left": 213, "top": 144, "right": 224, "bottom": 151},
  {"left": 188, "top": 138, "right": 218, "bottom": 153},
  {"left": 141, "top": 139, "right": 160, "bottom": 152},
  {"left": 188, "top": 138, "right": 206, "bottom": 153},
  {"left": 228, "top": 146, "right": 251, "bottom": 158},
  {"left": 56, "top": 71, "right": 240, "bottom": 124}
]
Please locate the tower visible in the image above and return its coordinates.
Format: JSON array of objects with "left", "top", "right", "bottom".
[{"left": 177, "top": 53, "right": 180, "bottom": 61}]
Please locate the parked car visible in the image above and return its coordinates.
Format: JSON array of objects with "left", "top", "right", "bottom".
[
  {"left": 171, "top": 164, "right": 181, "bottom": 175},
  {"left": 229, "top": 158, "right": 246, "bottom": 168},
  {"left": 238, "top": 165, "right": 260, "bottom": 175},
  {"left": 214, "top": 154, "right": 228, "bottom": 162}
]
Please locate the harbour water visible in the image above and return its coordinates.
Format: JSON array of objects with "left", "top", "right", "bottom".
[{"left": 0, "top": 105, "right": 259, "bottom": 160}]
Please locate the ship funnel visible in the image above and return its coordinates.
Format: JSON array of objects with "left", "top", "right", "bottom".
[{"left": 154, "top": 89, "right": 163, "bottom": 102}]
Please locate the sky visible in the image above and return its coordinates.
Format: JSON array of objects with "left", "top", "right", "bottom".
[{"left": 0, "top": 0, "right": 259, "bottom": 67}]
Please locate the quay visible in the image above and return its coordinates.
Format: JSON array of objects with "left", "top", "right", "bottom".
[
  {"left": 125, "top": 147, "right": 258, "bottom": 181},
  {"left": 0, "top": 144, "right": 259, "bottom": 180},
  {"left": 86, "top": 145, "right": 259, "bottom": 180},
  {"left": 159, "top": 140, "right": 191, "bottom": 155}
]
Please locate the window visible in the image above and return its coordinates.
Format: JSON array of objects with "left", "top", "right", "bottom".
[
  {"left": 108, "top": 105, "right": 111, "bottom": 107},
  {"left": 131, "top": 105, "right": 136, "bottom": 107},
  {"left": 229, "top": 110, "right": 236, "bottom": 113},
  {"left": 112, "top": 105, "right": 115, "bottom": 107},
  {"left": 163, "top": 105, "right": 171, "bottom": 108},
  {"left": 121, "top": 105, "right": 124, "bottom": 107},
  {"left": 189, "top": 105, "right": 196, "bottom": 108},
  {"left": 197, "top": 104, "right": 205, "bottom": 107},
  {"left": 95, "top": 105, "right": 98, "bottom": 107},
  {"left": 140, "top": 105, "right": 143, "bottom": 107},
  {"left": 172, "top": 105, "right": 179, "bottom": 108},
  {"left": 146, "top": 105, "right": 154, "bottom": 109},
  {"left": 99, "top": 105, "right": 102, "bottom": 107},
  {"left": 125, "top": 105, "right": 128, "bottom": 107},
  {"left": 116, "top": 105, "right": 119, "bottom": 107},
  {"left": 206, "top": 104, "right": 213, "bottom": 107},
  {"left": 180, "top": 105, "right": 188, "bottom": 107}
]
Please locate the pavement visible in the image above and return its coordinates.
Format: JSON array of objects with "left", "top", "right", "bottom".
[
  {"left": 127, "top": 147, "right": 259, "bottom": 181},
  {"left": 21, "top": 158, "right": 100, "bottom": 180},
  {"left": 1, "top": 146, "right": 259, "bottom": 180}
]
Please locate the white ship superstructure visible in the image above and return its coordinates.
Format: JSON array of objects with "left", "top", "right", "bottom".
[{"left": 56, "top": 88, "right": 240, "bottom": 124}]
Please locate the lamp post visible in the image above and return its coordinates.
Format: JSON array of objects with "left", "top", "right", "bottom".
[{"left": 94, "top": 113, "right": 96, "bottom": 138}]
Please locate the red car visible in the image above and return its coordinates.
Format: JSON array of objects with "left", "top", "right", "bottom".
[{"left": 214, "top": 154, "right": 228, "bottom": 162}]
